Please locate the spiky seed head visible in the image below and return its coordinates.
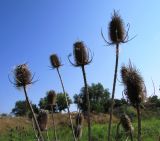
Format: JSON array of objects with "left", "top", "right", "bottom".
[
  {"left": 37, "top": 110, "right": 48, "bottom": 131},
  {"left": 47, "top": 90, "right": 56, "bottom": 105},
  {"left": 121, "top": 64, "right": 146, "bottom": 107},
  {"left": 121, "top": 65, "right": 129, "bottom": 84},
  {"left": 14, "top": 64, "right": 32, "bottom": 87},
  {"left": 74, "top": 125, "right": 82, "bottom": 139},
  {"left": 73, "top": 41, "right": 89, "bottom": 66},
  {"left": 120, "top": 114, "right": 134, "bottom": 132},
  {"left": 109, "top": 11, "right": 125, "bottom": 44},
  {"left": 50, "top": 54, "right": 61, "bottom": 68},
  {"left": 75, "top": 113, "right": 84, "bottom": 126}
]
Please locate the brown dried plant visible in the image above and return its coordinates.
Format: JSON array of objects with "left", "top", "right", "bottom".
[
  {"left": 116, "top": 114, "right": 134, "bottom": 141},
  {"left": 101, "top": 10, "right": 134, "bottom": 141},
  {"left": 47, "top": 90, "right": 58, "bottom": 141},
  {"left": 68, "top": 41, "right": 93, "bottom": 141},
  {"left": 121, "top": 62, "right": 146, "bottom": 141},
  {"left": 50, "top": 54, "right": 76, "bottom": 141},
  {"left": 11, "top": 64, "right": 44, "bottom": 141}
]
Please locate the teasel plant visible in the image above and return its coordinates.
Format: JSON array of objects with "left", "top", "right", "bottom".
[
  {"left": 49, "top": 54, "right": 77, "bottom": 141},
  {"left": 9, "top": 64, "right": 44, "bottom": 141},
  {"left": 37, "top": 110, "right": 50, "bottom": 141},
  {"left": 74, "top": 113, "right": 84, "bottom": 141},
  {"left": 47, "top": 90, "right": 58, "bottom": 141},
  {"left": 121, "top": 62, "right": 146, "bottom": 141},
  {"left": 68, "top": 41, "right": 93, "bottom": 141},
  {"left": 116, "top": 114, "right": 134, "bottom": 141},
  {"left": 101, "top": 10, "right": 135, "bottom": 141}
]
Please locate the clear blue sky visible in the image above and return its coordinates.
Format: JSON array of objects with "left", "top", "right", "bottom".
[{"left": 0, "top": 0, "right": 160, "bottom": 114}]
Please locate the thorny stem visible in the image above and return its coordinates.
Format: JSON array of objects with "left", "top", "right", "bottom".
[
  {"left": 137, "top": 104, "right": 141, "bottom": 141},
  {"left": 51, "top": 105, "right": 58, "bottom": 141},
  {"left": 23, "top": 86, "right": 44, "bottom": 141},
  {"left": 56, "top": 68, "right": 77, "bottom": 141},
  {"left": 108, "top": 44, "right": 119, "bottom": 141},
  {"left": 81, "top": 65, "right": 91, "bottom": 141}
]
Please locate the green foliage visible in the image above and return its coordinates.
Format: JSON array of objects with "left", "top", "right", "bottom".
[
  {"left": 147, "top": 95, "right": 160, "bottom": 107},
  {"left": 11, "top": 100, "right": 39, "bottom": 117},
  {"left": 1, "top": 118, "right": 160, "bottom": 141},
  {"left": 74, "top": 83, "right": 110, "bottom": 113},
  {"left": 39, "top": 92, "right": 72, "bottom": 112}
]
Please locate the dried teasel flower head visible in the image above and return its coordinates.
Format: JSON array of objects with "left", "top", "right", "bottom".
[
  {"left": 14, "top": 64, "right": 32, "bottom": 87},
  {"left": 109, "top": 11, "right": 125, "bottom": 44},
  {"left": 101, "top": 10, "right": 135, "bottom": 46},
  {"left": 75, "top": 113, "right": 84, "bottom": 126},
  {"left": 121, "top": 63, "right": 146, "bottom": 107},
  {"left": 37, "top": 110, "right": 48, "bottom": 131},
  {"left": 120, "top": 114, "right": 134, "bottom": 132},
  {"left": 50, "top": 54, "right": 61, "bottom": 69},
  {"left": 68, "top": 41, "right": 93, "bottom": 67},
  {"left": 47, "top": 90, "right": 57, "bottom": 106}
]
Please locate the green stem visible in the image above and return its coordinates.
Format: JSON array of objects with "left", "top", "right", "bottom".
[
  {"left": 51, "top": 105, "right": 58, "bottom": 141},
  {"left": 56, "top": 68, "right": 77, "bottom": 141},
  {"left": 108, "top": 44, "right": 119, "bottom": 141},
  {"left": 81, "top": 65, "right": 91, "bottom": 141},
  {"left": 23, "top": 86, "right": 44, "bottom": 141}
]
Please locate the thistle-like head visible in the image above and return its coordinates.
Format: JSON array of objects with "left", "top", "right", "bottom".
[
  {"left": 14, "top": 64, "right": 32, "bottom": 87},
  {"left": 121, "top": 63, "right": 146, "bottom": 107},
  {"left": 109, "top": 11, "right": 125, "bottom": 44},
  {"left": 101, "top": 10, "right": 134, "bottom": 46},
  {"left": 120, "top": 114, "right": 133, "bottom": 132},
  {"left": 47, "top": 90, "right": 57, "bottom": 106},
  {"left": 50, "top": 54, "right": 61, "bottom": 69},
  {"left": 68, "top": 41, "right": 93, "bottom": 67},
  {"left": 37, "top": 110, "right": 48, "bottom": 131}
]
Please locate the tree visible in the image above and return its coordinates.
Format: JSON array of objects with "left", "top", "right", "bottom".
[
  {"left": 74, "top": 83, "right": 110, "bottom": 113},
  {"left": 39, "top": 92, "right": 72, "bottom": 112},
  {"left": 12, "top": 100, "right": 39, "bottom": 117}
]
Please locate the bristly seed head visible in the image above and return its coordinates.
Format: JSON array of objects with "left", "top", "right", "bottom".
[
  {"left": 50, "top": 54, "right": 61, "bottom": 69},
  {"left": 121, "top": 63, "right": 146, "bottom": 107},
  {"left": 109, "top": 11, "right": 125, "bottom": 44},
  {"left": 73, "top": 41, "right": 89, "bottom": 66},
  {"left": 47, "top": 90, "right": 57, "bottom": 106},
  {"left": 37, "top": 110, "right": 48, "bottom": 131},
  {"left": 120, "top": 114, "right": 134, "bottom": 132},
  {"left": 14, "top": 64, "right": 32, "bottom": 87}
]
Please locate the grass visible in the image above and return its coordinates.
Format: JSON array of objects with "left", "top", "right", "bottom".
[{"left": 1, "top": 114, "right": 160, "bottom": 141}]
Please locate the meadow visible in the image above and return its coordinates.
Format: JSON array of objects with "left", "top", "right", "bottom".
[{"left": 1, "top": 113, "right": 160, "bottom": 141}]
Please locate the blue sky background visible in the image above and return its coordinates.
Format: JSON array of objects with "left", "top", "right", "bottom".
[{"left": 0, "top": 0, "right": 160, "bottom": 114}]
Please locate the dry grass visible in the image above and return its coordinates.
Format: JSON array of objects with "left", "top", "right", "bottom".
[{"left": 0, "top": 113, "right": 118, "bottom": 134}]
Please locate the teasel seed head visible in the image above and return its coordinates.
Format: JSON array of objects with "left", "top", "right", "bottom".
[
  {"left": 37, "top": 110, "right": 48, "bottom": 131},
  {"left": 68, "top": 41, "right": 93, "bottom": 67},
  {"left": 50, "top": 54, "right": 61, "bottom": 69},
  {"left": 47, "top": 90, "right": 57, "bottom": 106},
  {"left": 120, "top": 114, "right": 134, "bottom": 132},
  {"left": 14, "top": 64, "right": 32, "bottom": 87},
  {"left": 121, "top": 63, "right": 146, "bottom": 107},
  {"left": 75, "top": 113, "right": 84, "bottom": 126},
  {"left": 109, "top": 11, "right": 125, "bottom": 44}
]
